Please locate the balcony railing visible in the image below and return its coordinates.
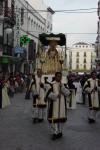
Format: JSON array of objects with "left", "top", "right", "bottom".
[{"left": 4, "top": 7, "right": 16, "bottom": 25}]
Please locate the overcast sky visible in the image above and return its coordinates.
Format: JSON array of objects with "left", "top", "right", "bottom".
[
  {"left": 46, "top": 0, "right": 98, "bottom": 46},
  {"left": 29, "top": 0, "right": 98, "bottom": 46}
]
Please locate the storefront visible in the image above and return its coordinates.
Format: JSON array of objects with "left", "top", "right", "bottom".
[{"left": 0, "top": 55, "right": 22, "bottom": 72}]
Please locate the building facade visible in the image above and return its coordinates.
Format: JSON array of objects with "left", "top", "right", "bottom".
[
  {"left": 0, "top": 0, "right": 16, "bottom": 72},
  {"left": 67, "top": 42, "right": 96, "bottom": 72},
  {"left": 95, "top": 0, "right": 100, "bottom": 71},
  {"left": 0, "top": 0, "right": 4, "bottom": 54},
  {"left": 14, "top": 0, "right": 54, "bottom": 73},
  {"left": 0, "top": 0, "right": 54, "bottom": 73},
  {"left": 28, "top": 0, "right": 54, "bottom": 33}
]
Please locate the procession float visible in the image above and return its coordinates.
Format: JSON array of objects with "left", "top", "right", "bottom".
[{"left": 36, "top": 33, "right": 67, "bottom": 82}]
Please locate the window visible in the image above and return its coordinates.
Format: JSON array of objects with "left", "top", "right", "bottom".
[
  {"left": 0, "top": 2, "right": 3, "bottom": 15},
  {"left": 39, "top": 25, "right": 40, "bottom": 30},
  {"left": 84, "top": 64, "right": 86, "bottom": 69},
  {"left": 36, "top": 23, "right": 38, "bottom": 30},
  {"left": 34, "top": 21, "right": 36, "bottom": 28},
  {"left": 76, "top": 64, "right": 79, "bottom": 69},
  {"left": 8, "top": 0, "right": 11, "bottom": 7},
  {"left": 84, "top": 58, "right": 86, "bottom": 63},
  {"left": 76, "top": 58, "right": 79, "bottom": 63},
  {"left": 76, "top": 52, "right": 79, "bottom": 57},
  {"left": 21, "top": 8, "right": 24, "bottom": 25},
  {"left": 31, "top": 19, "right": 33, "bottom": 28},
  {"left": 41, "top": 26, "right": 42, "bottom": 31},
  {"left": 84, "top": 52, "right": 86, "bottom": 57},
  {"left": 28, "top": 17, "right": 30, "bottom": 27}
]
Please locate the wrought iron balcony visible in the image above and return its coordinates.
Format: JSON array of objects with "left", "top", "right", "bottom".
[{"left": 4, "top": 7, "right": 16, "bottom": 25}]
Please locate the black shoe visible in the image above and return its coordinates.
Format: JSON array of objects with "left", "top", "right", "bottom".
[
  {"left": 38, "top": 118, "right": 44, "bottom": 123},
  {"left": 51, "top": 134, "right": 58, "bottom": 140},
  {"left": 32, "top": 118, "right": 39, "bottom": 123},
  {"left": 88, "top": 118, "right": 96, "bottom": 124},
  {"left": 58, "top": 132, "right": 63, "bottom": 138}
]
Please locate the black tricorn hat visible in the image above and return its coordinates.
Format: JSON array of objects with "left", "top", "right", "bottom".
[{"left": 39, "top": 33, "right": 66, "bottom": 46}]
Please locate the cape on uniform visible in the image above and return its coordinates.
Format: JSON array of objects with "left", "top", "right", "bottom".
[
  {"left": 46, "top": 81, "right": 70, "bottom": 123},
  {"left": 83, "top": 78, "right": 100, "bottom": 110},
  {"left": 31, "top": 76, "right": 46, "bottom": 108},
  {"left": 67, "top": 80, "right": 76, "bottom": 109}
]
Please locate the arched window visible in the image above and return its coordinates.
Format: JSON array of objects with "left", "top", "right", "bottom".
[
  {"left": 36, "top": 23, "right": 38, "bottom": 30},
  {"left": 28, "top": 17, "right": 30, "bottom": 26},
  {"left": 21, "top": 8, "right": 24, "bottom": 25},
  {"left": 34, "top": 21, "right": 36, "bottom": 28},
  {"left": 31, "top": 19, "right": 33, "bottom": 28}
]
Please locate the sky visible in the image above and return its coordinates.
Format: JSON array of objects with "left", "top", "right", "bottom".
[{"left": 29, "top": 0, "right": 98, "bottom": 46}]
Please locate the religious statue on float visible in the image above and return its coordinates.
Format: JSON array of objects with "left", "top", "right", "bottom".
[{"left": 38, "top": 33, "right": 66, "bottom": 75}]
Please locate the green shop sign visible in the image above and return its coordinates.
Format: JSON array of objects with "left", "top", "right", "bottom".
[
  {"left": 20, "top": 35, "right": 30, "bottom": 45},
  {"left": 0, "top": 56, "right": 10, "bottom": 64}
]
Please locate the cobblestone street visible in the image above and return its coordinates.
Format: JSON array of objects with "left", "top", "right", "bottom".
[{"left": 0, "top": 93, "right": 100, "bottom": 150}]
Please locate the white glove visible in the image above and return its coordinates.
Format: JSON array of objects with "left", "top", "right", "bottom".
[
  {"left": 32, "top": 90, "right": 39, "bottom": 96},
  {"left": 85, "top": 87, "right": 91, "bottom": 93},
  {"left": 61, "top": 85, "right": 70, "bottom": 96},
  {"left": 48, "top": 92, "right": 57, "bottom": 101}
]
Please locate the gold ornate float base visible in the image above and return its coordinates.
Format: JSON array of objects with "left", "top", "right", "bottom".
[{"left": 42, "top": 56, "right": 62, "bottom": 74}]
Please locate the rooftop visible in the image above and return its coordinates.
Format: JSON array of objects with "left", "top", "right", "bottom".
[{"left": 73, "top": 42, "right": 89, "bottom": 46}]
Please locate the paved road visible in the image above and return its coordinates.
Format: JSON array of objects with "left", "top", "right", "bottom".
[{"left": 0, "top": 93, "right": 100, "bottom": 150}]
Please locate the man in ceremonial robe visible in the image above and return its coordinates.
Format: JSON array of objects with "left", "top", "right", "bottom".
[
  {"left": 2, "top": 75, "right": 10, "bottom": 108},
  {"left": 83, "top": 71, "right": 100, "bottom": 123},
  {"left": 46, "top": 72, "right": 70, "bottom": 140},
  {"left": 67, "top": 74, "right": 76, "bottom": 109},
  {"left": 31, "top": 69, "right": 46, "bottom": 123},
  {"left": 0, "top": 73, "right": 10, "bottom": 109}
]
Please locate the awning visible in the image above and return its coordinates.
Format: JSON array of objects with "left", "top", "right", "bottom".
[{"left": 0, "top": 55, "right": 23, "bottom": 64}]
